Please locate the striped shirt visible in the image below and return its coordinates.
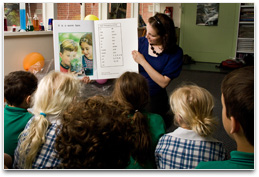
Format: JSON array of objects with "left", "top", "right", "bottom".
[
  {"left": 82, "top": 55, "right": 93, "bottom": 75},
  {"left": 13, "top": 115, "right": 61, "bottom": 169},
  {"left": 155, "top": 127, "right": 226, "bottom": 169}
]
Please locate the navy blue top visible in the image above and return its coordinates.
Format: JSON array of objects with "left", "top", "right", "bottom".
[{"left": 138, "top": 37, "right": 183, "bottom": 96}]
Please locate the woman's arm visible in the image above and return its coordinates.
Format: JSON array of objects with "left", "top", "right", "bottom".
[{"left": 132, "top": 50, "right": 171, "bottom": 88}]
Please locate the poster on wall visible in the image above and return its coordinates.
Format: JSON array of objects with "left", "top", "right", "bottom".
[
  {"left": 196, "top": 3, "right": 219, "bottom": 26},
  {"left": 53, "top": 18, "right": 138, "bottom": 80}
]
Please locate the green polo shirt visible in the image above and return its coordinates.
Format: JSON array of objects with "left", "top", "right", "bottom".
[
  {"left": 195, "top": 151, "right": 254, "bottom": 169},
  {"left": 4, "top": 105, "right": 33, "bottom": 158},
  {"left": 126, "top": 111, "right": 166, "bottom": 169}
]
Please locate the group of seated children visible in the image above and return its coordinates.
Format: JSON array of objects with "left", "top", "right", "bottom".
[{"left": 4, "top": 66, "right": 254, "bottom": 169}]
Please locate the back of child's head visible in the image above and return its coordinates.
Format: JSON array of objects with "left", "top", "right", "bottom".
[
  {"left": 56, "top": 95, "right": 134, "bottom": 169},
  {"left": 79, "top": 33, "right": 92, "bottom": 46},
  {"left": 170, "top": 84, "right": 217, "bottom": 137},
  {"left": 60, "top": 39, "right": 78, "bottom": 54},
  {"left": 32, "top": 71, "right": 80, "bottom": 115},
  {"left": 112, "top": 71, "right": 151, "bottom": 165},
  {"left": 221, "top": 66, "right": 254, "bottom": 146},
  {"left": 4, "top": 71, "right": 38, "bottom": 107},
  {"left": 112, "top": 71, "right": 149, "bottom": 112},
  {"left": 18, "top": 71, "right": 80, "bottom": 168}
]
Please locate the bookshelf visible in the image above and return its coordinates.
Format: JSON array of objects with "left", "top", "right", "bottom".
[{"left": 236, "top": 3, "right": 254, "bottom": 62}]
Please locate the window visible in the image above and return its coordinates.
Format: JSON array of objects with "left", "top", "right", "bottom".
[
  {"left": 56, "top": 3, "right": 99, "bottom": 20},
  {"left": 4, "top": 3, "right": 19, "bottom": 27},
  {"left": 139, "top": 3, "right": 154, "bottom": 26},
  {"left": 4, "top": 3, "right": 43, "bottom": 31},
  {"left": 4, "top": 3, "right": 157, "bottom": 32},
  {"left": 84, "top": 3, "right": 99, "bottom": 19},
  {"left": 56, "top": 3, "right": 81, "bottom": 20},
  {"left": 26, "top": 3, "right": 43, "bottom": 23}
]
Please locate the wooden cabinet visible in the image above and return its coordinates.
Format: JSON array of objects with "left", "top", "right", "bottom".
[{"left": 236, "top": 3, "right": 254, "bottom": 63}]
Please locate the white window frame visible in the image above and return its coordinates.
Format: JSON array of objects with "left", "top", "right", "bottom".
[
  {"left": 99, "top": 3, "right": 139, "bottom": 20},
  {"left": 5, "top": 3, "right": 143, "bottom": 33}
]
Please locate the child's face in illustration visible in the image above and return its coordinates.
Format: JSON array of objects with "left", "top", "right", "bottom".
[
  {"left": 60, "top": 50, "right": 77, "bottom": 66},
  {"left": 81, "top": 42, "right": 93, "bottom": 59}
]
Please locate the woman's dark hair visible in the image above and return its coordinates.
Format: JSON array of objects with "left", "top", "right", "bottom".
[
  {"left": 55, "top": 95, "right": 134, "bottom": 169},
  {"left": 148, "top": 12, "right": 177, "bottom": 54},
  {"left": 112, "top": 71, "right": 151, "bottom": 166}
]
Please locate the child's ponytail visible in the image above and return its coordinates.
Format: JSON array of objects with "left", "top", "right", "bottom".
[
  {"left": 192, "top": 115, "right": 217, "bottom": 137},
  {"left": 131, "top": 110, "right": 151, "bottom": 165},
  {"left": 18, "top": 113, "right": 49, "bottom": 168},
  {"left": 16, "top": 71, "right": 79, "bottom": 168},
  {"left": 170, "top": 84, "right": 217, "bottom": 137}
]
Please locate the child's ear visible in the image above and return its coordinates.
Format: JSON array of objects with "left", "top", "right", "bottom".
[
  {"left": 59, "top": 52, "right": 62, "bottom": 58},
  {"left": 25, "top": 95, "right": 31, "bottom": 105},
  {"left": 230, "top": 116, "right": 240, "bottom": 134}
]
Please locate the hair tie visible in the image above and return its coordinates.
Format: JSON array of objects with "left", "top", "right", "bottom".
[{"left": 40, "top": 112, "right": 46, "bottom": 117}]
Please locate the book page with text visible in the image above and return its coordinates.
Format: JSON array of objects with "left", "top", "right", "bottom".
[{"left": 94, "top": 18, "right": 138, "bottom": 79}]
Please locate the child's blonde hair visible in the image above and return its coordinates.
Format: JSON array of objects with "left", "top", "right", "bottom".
[
  {"left": 170, "top": 85, "right": 217, "bottom": 137},
  {"left": 18, "top": 71, "right": 80, "bottom": 168},
  {"left": 60, "top": 39, "right": 78, "bottom": 54}
]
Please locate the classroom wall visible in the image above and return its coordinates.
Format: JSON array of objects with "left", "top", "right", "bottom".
[
  {"left": 180, "top": 3, "right": 239, "bottom": 63},
  {"left": 160, "top": 3, "right": 181, "bottom": 28},
  {"left": 4, "top": 32, "right": 54, "bottom": 76},
  {"left": 4, "top": 3, "right": 240, "bottom": 76}
]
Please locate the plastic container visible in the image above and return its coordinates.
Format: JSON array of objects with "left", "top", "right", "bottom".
[
  {"left": 12, "top": 25, "right": 16, "bottom": 32},
  {"left": 4, "top": 15, "right": 7, "bottom": 31},
  {"left": 19, "top": 3, "right": 26, "bottom": 32},
  {"left": 48, "top": 18, "right": 53, "bottom": 31},
  {"left": 39, "top": 21, "right": 45, "bottom": 31},
  {"left": 33, "top": 14, "right": 39, "bottom": 31},
  {"left": 27, "top": 16, "right": 34, "bottom": 31}
]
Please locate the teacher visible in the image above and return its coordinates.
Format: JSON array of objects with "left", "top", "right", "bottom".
[{"left": 132, "top": 13, "right": 183, "bottom": 120}]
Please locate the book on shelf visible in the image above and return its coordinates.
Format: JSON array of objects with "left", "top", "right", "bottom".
[
  {"left": 53, "top": 18, "right": 138, "bottom": 80},
  {"left": 240, "top": 7, "right": 254, "bottom": 21}
]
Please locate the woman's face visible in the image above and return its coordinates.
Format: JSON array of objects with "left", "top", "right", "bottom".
[
  {"left": 81, "top": 42, "right": 93, "bottom": 59},
  {"left": 145, "top": 22, "right": 162, "bottom": 45}
]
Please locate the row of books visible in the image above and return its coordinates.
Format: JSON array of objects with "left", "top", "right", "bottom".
[
  {"left": 237, "top": 39, "right": 254, "bottom": 52},
  {"left": 238, "top": 24, "right": 254, "bottom": 38},
  {"left": 240, "top": 7, "right": 254, "bottom": 21}
]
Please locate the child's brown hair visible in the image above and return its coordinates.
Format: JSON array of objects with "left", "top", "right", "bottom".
[
  {"left": 112, "top": 71, "right": 151, "bottom": 165},
  {"left": 4, "top": 71, "right": 38, "bottom": 107},
  {"left": 221, "top": 66, "right": 254, "bottom": 146},
  {"left": 56, "top": 95, "right": 134, "bottom": 169}
]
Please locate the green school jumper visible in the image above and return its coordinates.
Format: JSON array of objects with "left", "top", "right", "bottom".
[
  {"left": 127, "top": 111, "right": 166, "bottom": 169},
  {"left": 4, "top": 105, "right": 33, "bottom": 158},
  {"left": 195, "top": 151, "right": 254, "bottom": 169}
]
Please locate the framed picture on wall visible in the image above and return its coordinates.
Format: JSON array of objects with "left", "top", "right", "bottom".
[{"left": 196, "top": 3, "right": 219, "bottom": 26}]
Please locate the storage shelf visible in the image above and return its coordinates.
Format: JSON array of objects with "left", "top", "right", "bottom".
[
  {"left": 236, "top": 51, "right": 254, "bottom": 54},
  {"left": 238, "top": 37, "right": 254, "bottom": 40},
  {"left": 239, "top": 21, "right": 254, "bottom": 24},
  {"left": 4, "top": 31, "right": 53, "bottom": 37},
  {"left": 241, "top": 5, "right": 254, "bottom": 8},
  {"left": 236, "top": 3, "right": 254, "bottom": 60}
]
